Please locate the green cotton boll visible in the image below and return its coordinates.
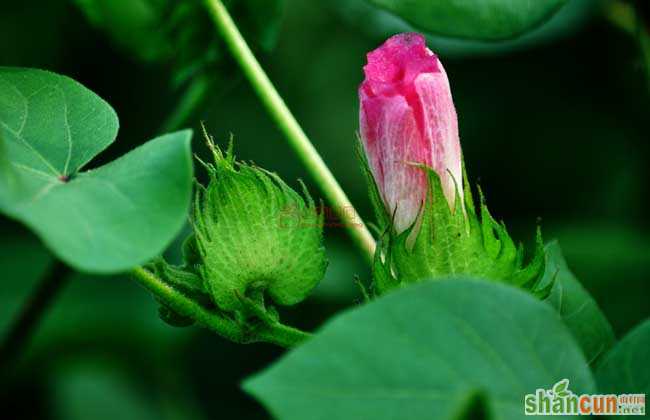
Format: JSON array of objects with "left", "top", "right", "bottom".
[{"left": 192, "top": 140, "right": 327, "bottom": 312}]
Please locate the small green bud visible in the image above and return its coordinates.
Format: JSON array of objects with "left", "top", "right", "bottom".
[{"left": 191, "top": 137, "right": 327, "bottom": 312}]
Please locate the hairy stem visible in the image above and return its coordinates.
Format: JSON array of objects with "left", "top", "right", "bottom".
[
  {"left": 256, "top": 322, "right": 311, "bottom": 348},
  {"left": 130, "top": 267, "right": 310, "bottom": 348},
  {"left": 0, "top": 261, "right": 70, "bottom": 369},
  {"left": 203, "top": 0, "right": 376, "bottom": 262}
]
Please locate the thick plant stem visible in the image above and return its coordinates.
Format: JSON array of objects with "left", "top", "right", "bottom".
[
  {"left": 130, "top": 267, "right": 310, "bottom": 348},
  {"left": 131, "top": 266, "right": 242, "bottom": 342},
  {"left": 203, "top": 0, "right": 376, "bottom": 262},
  {"left": 0, "top": 261, "right": 69, "bottom": 369}
]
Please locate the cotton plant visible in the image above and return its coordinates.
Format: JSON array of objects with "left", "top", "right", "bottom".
[
  {"left": 1, "top": 1, "right": 639, "bottom": 419},
  {"left": 137, "top": 33, "right": 548, "bottom": 344}
]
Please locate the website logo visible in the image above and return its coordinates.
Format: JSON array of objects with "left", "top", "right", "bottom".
[{"left": 524, "top": 379, "right": 646, "bottom": 416}]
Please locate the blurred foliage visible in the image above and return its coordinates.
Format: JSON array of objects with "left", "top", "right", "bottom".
[
  {"left": 73, "top": 0, "right": 173, "bottom": 62},
  {"left": 51, "top": 362, "right": 177, "bottom": 420},
  {"left": 0, "top": 231, "right": 274, "bottom": 419},
  {"left": 73, "top": 0, "right": 284, "bottom": 87},
  {"left": 0, "top": 231, "right": 52, "bottom": 336},
  {"left": 1, "top": 0, "right": 649, "bottom": 418}
]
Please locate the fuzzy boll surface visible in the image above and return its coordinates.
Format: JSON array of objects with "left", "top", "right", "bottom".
[{"left": 192, "top": 147, "right": 327, "bottom": 312}]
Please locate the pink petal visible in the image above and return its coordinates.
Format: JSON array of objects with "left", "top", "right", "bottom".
[
  {"left": 414, "top": 70, "right": 462, "bottom": 209},
  {"left": 359, "top": 32, "right": 463, "bottom": 233},
  {"left": 361, "top": 95, "right": 429, "bottom": 233}
]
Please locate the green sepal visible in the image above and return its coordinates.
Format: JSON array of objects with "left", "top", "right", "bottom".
[
  {"left": 157, "top": 304, "right": 196, "bottom": 327},
  {"left": 354, "top": 275, "right": 372, "bottom": 303},
  {"left": 355, "top": 135, "right": 390, "bottom": 230},
  {"left": 192, "top": 134, "right": 328, "bottom": 312},
  {"left": 181, "top": 233, "right": 202, "bottom": 273},
  {"left": 147, "top": 257, "right": 205, "bottom": 294},
  {"left": 373, "top": 164, "right": 548, "bottom": 296},
  {"left": 145, "top": 255, "right": 212, "bottom": 328},
  {"left": 373, "top": 234, "right": 400, "bottom": 294}
]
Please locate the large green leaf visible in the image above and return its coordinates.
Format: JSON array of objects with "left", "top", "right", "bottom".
[
  {"left": 244, "top": 279, "right": 595, "bottom": 420},
  {"left": 543, "top": 241, "right": 615, "bottom": 365},
  {"left": 364, "top": 0, "right": 568, "bottom": 40},
  {"left": 334, "top": 0, "right": 597, "bottom": 57},
  {"left": 596, "top": 319, "right": 650, "bottom": 396},
  {"left": 0, "top": 68, "right": 193, "bottom": 273}
]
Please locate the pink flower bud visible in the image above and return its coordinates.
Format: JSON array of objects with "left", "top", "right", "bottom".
[{"left": 359, "top": 33, "right": 462, "bottom": 234}]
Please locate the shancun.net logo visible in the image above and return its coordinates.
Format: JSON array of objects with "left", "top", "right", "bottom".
[{"left": 524, "top": 379, "right": 646, "bottom": 416}]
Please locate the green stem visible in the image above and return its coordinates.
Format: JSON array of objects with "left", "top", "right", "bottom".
[
  {"left": 130, "top": 266, "right": 310, "bottom": 348},
  {"left": 131, "top": 267, "right": 241, "bottom": 341},
  {"left": 203, "top": 0, "right": 376, "bottom": 262},
  {"left": 257, "top": 322, "right": 311, "bottom": 348}
]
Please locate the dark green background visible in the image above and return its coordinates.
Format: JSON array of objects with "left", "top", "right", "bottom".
[{"left": 1, "top": 0, "right": 648, "bottom": 418}]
